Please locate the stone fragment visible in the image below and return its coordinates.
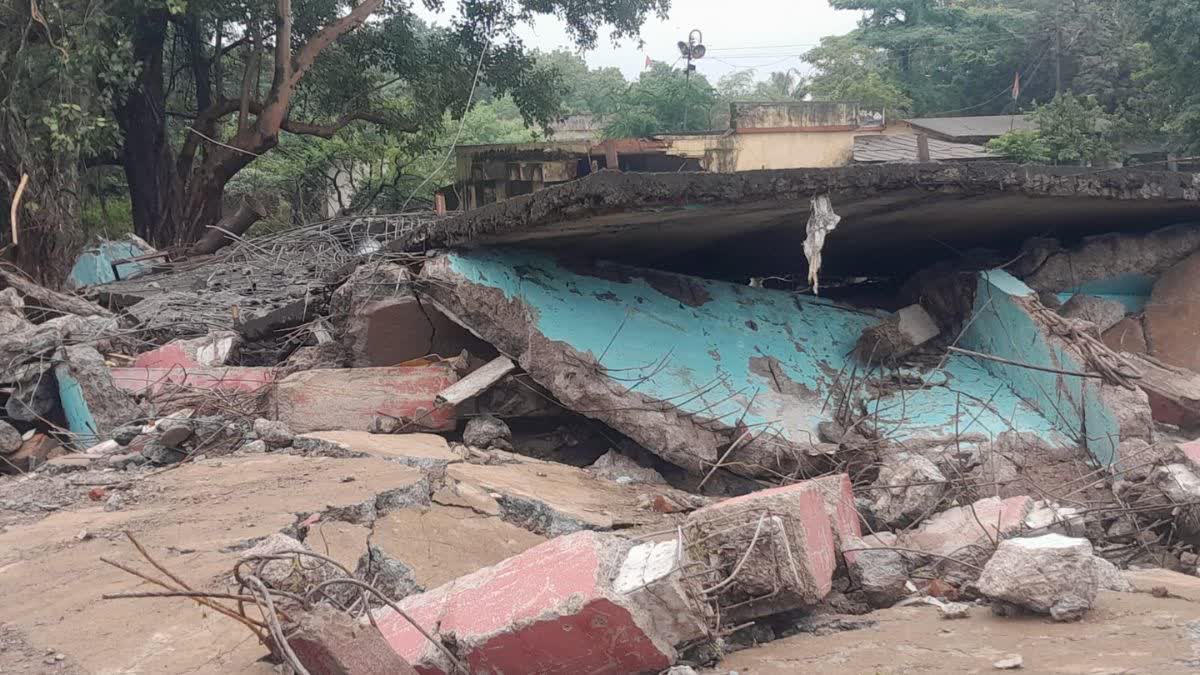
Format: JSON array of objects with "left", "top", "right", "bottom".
[
  {"left": 43, "top": 456, "right": 94, "bottom": 474},
  {"left": 237, "top": 440, "right": 268, "bottom": 454},
  {"left": 462, "top": 414, "right": 513, "bottom": 451},
  {"left": 1145, "top": 249, "right": 1200, "bottom": 371},
  {"left": 938, "top": 602, "right": 971, "bottom": 619},
  {"left": 374, "top": 531, "right": 700, "bottom": 674},
  {"left": 1093, "top": 557, "right": 1133, "bottom": 592},
  {"left": 854, "top": 304, "right": 940, "bottom": 362},
  {"left": 287, "top": 605, "right": 419, "bottom": 675},
  {"left": 1058, "top": 293, "right": 1126, "bottom": 333},
  {"left": 271, "top": 366, "right": 457, "bottom": 434},
  {"left": 432, "top": 482, "right": 500, "bottom": 516},
  {"left": 684, "top": 479, "right": 837, "bottom": 623},
  {"left": 1102, "top": 316, "right": 1148, "bottom": 354},
  {"left": 106, "top": 452, "right": 145, "bottom": 470},
  {"left": 240, "top": 534, "right": 333, "bottom": 594},
  {"left": 0, "top": 419, "right": 21, "bottom": 453},
  {"left": 976, "top": 534, "right": 1100, "bottom": 622},
  {"left": 993, "top": 654, "right": 1023, "bottom": 670},
  {"left": 142, "top": 440, "right": 187, "bottom": 466},
  {"left": 1125, "top": 353, "right": 1200, "bottom": 429},
  {"left": 156, "top": 418, "right": 193, "bottom": 447},
  {"left": 805, "top": 473, "right": 863, "bottom": 558},
  {"left": 1022, "top": 500, "right": 1085, "bottom": 537},
  {"left": 587, "top": 450, "right": 666, "bottom": 485},
  {"left": 898, "top": 495, "right": 1034, "bottom": 583},
  {"left": 253, "top": 418, "right": 296, "bottom": 448},
  {"left": 870, "top": 452, "right": 947, "bottom": 528}
]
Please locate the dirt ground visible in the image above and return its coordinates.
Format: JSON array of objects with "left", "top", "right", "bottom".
[{"left": 5, "top": 432, "right": 1200, "bottom": 674}]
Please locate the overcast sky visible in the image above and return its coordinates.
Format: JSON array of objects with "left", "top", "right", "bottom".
[{"left": 417, "top": 0, "right": 864, "bottom": 83}]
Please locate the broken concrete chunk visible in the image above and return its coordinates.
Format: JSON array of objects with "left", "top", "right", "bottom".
[
  {"left": 898, "top": 495, "right": 1033, "bottom": 575},
  {"left": 431, "top": 481, "right": 501, "bottom": 515},
  {"left": 240, "top": 534, "right": 334, "bottom": 594},
  {"left": 870, "top": 452, "right": 947, "bottom": 528},
  {"left": 1022, "top": 500, "right": 1086, "bottom": 537},
  {"left": 355, "top": 545, "right": 423, "bottom": 603},
  {"left": 270, "top": 366, "right": 457, "bottom": 434},
  {"left": 684, "top": 479, "right": 837, "bottom": 623},
  {"left": 846, "top": 533, "right": 909, "bottom": 608},
  {"left": 1125, "top": 353, "right": 1200, "bottom": 430},
  {"left": 855, "top": 304, "right": 940, "bottom": 362},
  {"left": 54, "top": 345, "right": 142, "bottom": 445},
  {"left": 287, "top": 605, "right": 419, "bottom": 675},
  {"left": 374, "top": 531, "right": 698, "bottom": 674},
  {"left": 587, "top": 449, "right": 667, "bottom": 485},
  {"left": 976, "top": 534, "right": 1100, "bottom": 622},
  {"left": 1057, "top": 294, "right": 1126, "bottom": 334},
  {"left": 253, "top": 418, "right": 295, "bottom": 448},
  {"left": 462, "top": 414, "right": 513, "bottom": 451},
  {"left": 1145, "top": 249, "right": 1200, "bottom": 372},
  {"left": 0, "top": 420, "right": 21, "bottom": 454},
  {"left": 133, "top": 331, "right": 241, "bottom": 369},
  {"left": 1093, "top": 557, "right": 1133, "bottom": 592},
  {"left": 1102, "top": 316, "right": 1148, "bottom": 354}
]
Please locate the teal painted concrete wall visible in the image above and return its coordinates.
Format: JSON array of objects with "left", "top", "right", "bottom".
[
  {"left": 54, "top": 363, "right": 102, "bottom": 446},
  {"left": 1055, "top": 273, "right": 1154, "bottom": 313},
  {"left": 960, "top": 270, "right": 1120, "bottom": 465},
  {"left": 69, "top": 240, "right": 153, "bottom": 288},
  {"left": 444, "top": 250, "right": 1085, "bottom": 456}
]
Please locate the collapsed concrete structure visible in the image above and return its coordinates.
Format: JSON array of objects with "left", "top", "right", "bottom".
[{"left": 8, "top": 162, "right": 1200, "bottom": 674}]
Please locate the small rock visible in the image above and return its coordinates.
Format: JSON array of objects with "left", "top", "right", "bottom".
[
  {"left": 993, "top": 654, "right": 1023, "bottom": 670},
  {"left": 111, "top": 424, "right": 144, "bottom": 446},
  {"left": 587, "top": 449, "right": 666, "bottom": 485},
  {"left": 105, "top": 493, "right": 126, "bottom": 512},
  {"left": 938, "top": 601, "right": 971, "bottom": 619},
  {"left": 354, "top": 545, "right": 423, "bottom": 602},
  {"left": 142, "top": 440, "right": 187, "bottom": 466},
  {"left": 76, "top": 529, "right": 92, "bottom": 541},
  {"left": 238, "top": 439, "right": 268, "bottom": 454},
  {"left": 847, "top": 534, "right": 909, "bottom": 608},
  {"left": 157, "top": 418, "right": 193, "bottom": 447},
  {"left": 462, "top": 414, "right": 513, "bottom": 451},
  {"left": 253, "top": 418, "right": 295, "bottom": 448},
  {"left": 84, "top": 439, "right": 122, "bottom": 456},
  {"left": 106, "top": 452, "right": 145, "bottom": 470},
  {"left": 666, "top": 667, "right": 699, "bottom": 675},
  {"left": 0, "top": 419, "right": 24, "bottom": 453}
]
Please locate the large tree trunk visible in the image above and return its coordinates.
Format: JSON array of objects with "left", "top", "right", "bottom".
[{"left": 114, "top": 9, "right": 182, "bottom": 248}]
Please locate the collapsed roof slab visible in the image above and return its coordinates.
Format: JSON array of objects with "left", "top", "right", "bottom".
[
  {"left": 417, "top": 248, "right": 1134, "bottom": 478},
  {"left": 390, "top": 164, "right": 1200, "bottom": 280}
]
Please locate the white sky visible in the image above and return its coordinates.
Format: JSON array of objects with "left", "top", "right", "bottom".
[{"left": 417, "top": 0, "right": 864, "bottom": 83}]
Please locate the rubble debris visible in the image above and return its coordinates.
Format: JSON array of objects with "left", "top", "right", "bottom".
[
  {"left": 1, "top": 432, "right": 62, "bottom": 473},
  {"left": 587, "top": 449, "right": 667, "bottom": 485},
  {"left": 1102, "top": 316, "right": 1148, "bottom": 354},
  {"left": 993, "top": 654, "right": 1024, "bottom": 670},
  {"left": 132, "top": 331, "right": 241, "bottom": 369},
  {"left": 110, "top": 365, "right": 276, "bottom": 398},
  {"left": 435, "top": 355, "right": 516, "bottom": 407},
  {"left": 854, "top": 304, "right": 940, "bottom": 362},
  {"left": 870, "top": 452, "right": 947, "bottom": 528},
  {"left": 54, "top": 345, "right": 142, "bottom": 445},
  {"left": 240, "top": 533, "right": 337, "bottom": 593},
  {"left": 976, "top": 534, "right": 1100, "bottom": 622},
  {"left": 684, "top": 479, "right": 836, "bottom": 623},
  {"left": 461, "top": 414, "right": 513, "bottom": 451},
  {"left": 374, "top": 530, "right": 703, "bottom": 674},
  {"left": 1057, "top": 293, "right": 1127, "bottom": 334},
  {"left": 286, "top": 605, "right": 420, "bottom": 675},
  {"left": 0, "top": 266, "right": 114, "bottom": 319},
  {"left": 270, "top": 365, "right": 457, "bottom": 433}
]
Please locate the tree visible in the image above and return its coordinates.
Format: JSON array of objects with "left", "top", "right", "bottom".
[
  {"left": 535, "top": 50, "right": 629, "bottom": 117},
  {"left": 100, "top": 0, "right": 667, "bottom": 249},
  {"left": 987, "top": 93, "right": 1115, "bottom": 165},
  {"left": 1126, "top": 0, "right": 1200, "bottom": 151},
  {"left": 603, "top": 62, "right": 717, "bottom": 137},
  {"left": 803, "top": 34, "right": 911, "bottom": 112}
]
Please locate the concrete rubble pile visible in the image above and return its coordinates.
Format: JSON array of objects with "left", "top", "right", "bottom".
[{"left": 11, "top": 166, "right": 1200, "bottom": 673}]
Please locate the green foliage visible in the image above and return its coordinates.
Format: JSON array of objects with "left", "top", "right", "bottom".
[
  {"left": 604, "top": 63, "right": 717, "bottom": 137},
  {"left": 1031, "top": 93, "right": 1117, "bottom": 165},
  {"left": 804, "top": 34, "right": 911, "bottom": 112},
  {"left": 987, "top": 94, "right": 1116, "bottom": 165},
  {"left": 986, "top": 130, "right": 1050, "bottom": 163},
  {"left": 535, "top": 50, "right": 628, "bottom": 117},
  {"left": 1126, "top": 0, "right": 1200, "bottom": 151}
]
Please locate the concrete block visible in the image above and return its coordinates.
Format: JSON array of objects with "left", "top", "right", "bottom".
[
  {"left": 110, "top": 366, "right": 276, "bottom": 397},
  {"left": 683, "top": 479, "right": 836, "bottom": 623},
  {"left": 271, "top": 366, "right": 457, "bottom": 434},
  {"left": 1145, "top": 250, "right": 1200, "bottom": 372},
  {"left": 1102, "top": 316, "right": 1148, "bottom": 354},
  {"left": 346, "top": 296, "right": 489, "bottom": 367},
  {"left": 899, "top": 495, "right": 1033, "bottom": 561},
  {"left": 1058, "top": 294, "right": 1127, "bottom": 333},
  {"left": 374, "top": 531, "right": 697, "bottom": 674},
  {"left": 803, "top": 474, "right": 862, "bottom": 560},
  {"left": 133, "top": 331, "right": 240, "bottom": 369},
  {"left": 870, "top": 452, "right": 947, "bottom": 528},
  {"left": 855, "top": 304, "right": 940, "bottom": 361}
]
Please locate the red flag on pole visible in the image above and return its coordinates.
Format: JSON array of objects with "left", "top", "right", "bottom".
[
  {"left": 1011, "top": 71, "right": 1021, "bottom": 100},
  {"left": 644, "top": 55, "right": 652, "bottom": 69}
]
